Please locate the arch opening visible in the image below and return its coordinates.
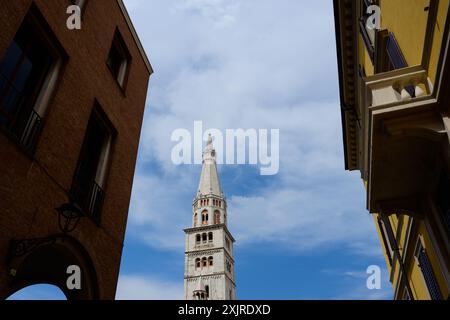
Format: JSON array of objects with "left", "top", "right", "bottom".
[
  {"left": 4, "top": 235, "right": 99, "bottom": 300},
  {"left": 7, "top": 284, "right": 67, "bottom": 300}
]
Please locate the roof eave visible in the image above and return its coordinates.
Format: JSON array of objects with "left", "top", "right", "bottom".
[{"left": 117, "top": 0, "right": 154, "bottom": 75}]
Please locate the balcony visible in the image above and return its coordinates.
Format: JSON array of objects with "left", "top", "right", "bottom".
[
  {"left": 361, "top": 66, "right": 447, "bottom": 215},
  {"left": 0, "top": 73, "right": 43, "bottom": 154},
  {"left": 364, "top": 66, "right": 433, "bottom": 110},
  {"left": 71, "top": 180, "right": 105, "bottom": 224}
]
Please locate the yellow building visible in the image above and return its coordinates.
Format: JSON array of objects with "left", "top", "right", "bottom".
[{"left": 334, "top": 0, "right": 450, "bottom": 300}]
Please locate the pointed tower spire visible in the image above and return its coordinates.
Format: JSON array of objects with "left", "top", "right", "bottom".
[{"left": 197, "top": 134, "right": 222, "bottom": 197}]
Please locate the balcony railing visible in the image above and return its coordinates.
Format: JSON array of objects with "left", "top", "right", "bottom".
[
  {"left": 19, "top": 109, "right": 43, "bottom": 153},
  {"left": 0, "top": 73, "right": 43, "bottom": 154},
  {"left": 71, "top": 180, "right": 105, "bottom": 224},
  {"left": 363, "top": 66, "right": 432, "bottom": 108}
]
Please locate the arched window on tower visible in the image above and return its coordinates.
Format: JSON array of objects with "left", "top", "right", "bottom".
[
  {"left": 196, "top": 234, "right": 201, "bottom": 244},
  {"left": 202, "top": 233, "right": 207, "bottom": 243},
  {"left": 193, "top": 212, "right": 198, "bottom": 227},
  {"left": 208, "top": 256, "right": 213, "bottom": 267},
  {"left": 208, "top": 232, "right": 213, "bottom": 242},
  {"left": 202, "top": 210, "right": 208, "bottom": 225},
  {"left": 195, "top": 258, "right": 200, "bottom": 269},
  {"left": 205, "top": 285, "right": 209, "bottom": 299},
  {"left": 202, "top": 257, "right": 207, "bottom": 268},
  {"left": 214, "top": 210, "right": 220, "bottom": 224}
]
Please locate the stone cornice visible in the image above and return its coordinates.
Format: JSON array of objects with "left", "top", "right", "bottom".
[
  {"left": 186, "top": 247, "right": 235, "bottom": 263},
  {"left": 334, "top": 0, "right": 359, "bottom": 171},
  {"left": 185, "top": 273, "right": 236, "bottom": 286}
]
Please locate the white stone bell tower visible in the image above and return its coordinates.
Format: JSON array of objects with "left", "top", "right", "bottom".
[{"left": 184, "top": 134, "right": 236, "bottom": 300}]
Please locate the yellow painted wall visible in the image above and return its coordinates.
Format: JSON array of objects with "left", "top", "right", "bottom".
[
  {"left": 358, "top": 35, "right": 375, "bottom": 76},
  {"left": 380, "top": 0, "right": 430, "bottom": 67},
  {"left": 372, "top": 213, "right": 449, "bottom": 299},
  {"left": 428, "top": 0, "right": 450, "bottom": 86}
]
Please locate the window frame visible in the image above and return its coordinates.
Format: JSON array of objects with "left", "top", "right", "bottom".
[
  {"left": 201, "top": 210, "right": 208, "bottom": 225},
  {"left": 106, "top": 28, "right": 131, "bottom": 92},
  {"left": 201, "top": 257, "right": 207, "bottom": 268},
  {"left": 70, "top": 102, "right": 116, "bottom": 225},
  {"left": 0, "top": 4, "right": 66, "bottom": 155},
  {"left": 377, "top": 216, "right": 394, "bottom": 266}
]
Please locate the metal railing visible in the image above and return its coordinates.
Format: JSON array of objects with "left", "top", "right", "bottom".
[
  {"left": 0, "top": 73, "right": 43, "bottom": 153},
  {"left": 19, "top": 109, "right": 42, "bottom": 153},
  {"left": 71, "top": 180, "right": 105, "bottom": 224}
]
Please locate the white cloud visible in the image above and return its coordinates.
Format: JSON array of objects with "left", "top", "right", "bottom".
[
  {"left": 122, "top": 0, "right": 382, "bottom": 257},
  {"left": 116, "top": 275, "right": 183, "bottom": 300},
  {"left": 228, "top": 183, "right": 379, "bottom": 251},
  {"left": 174, "top": 0, "right": 240, "bottom": 28}
]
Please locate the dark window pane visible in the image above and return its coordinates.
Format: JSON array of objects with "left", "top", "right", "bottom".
[
  {"left": 106, "top": 30, "right": 130, "bottom": 88},
  {"left": 13, "top": 58, "right": 32, "bottom": 93},
  {"left": 107, "top": 44, "right": 122, "bottom": 79},
  {"left": 386, "top": 33, "right": 415, "bottom": 97},
  {"left": 72, "top": 108, "right": 113, "bottom": 224},
  {"left": 72, "top": 116, "right": 106, "bottom": 212},
  {"left": 0, "top": 41, "right": 22, "bottom": 80},
  {"left": 0, "top": 20, "right": 53, "bottom": 143},
  {"left": 386, "top": 33, "right": 407, "bottom": 69}
]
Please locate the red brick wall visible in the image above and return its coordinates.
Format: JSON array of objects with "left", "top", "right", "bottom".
[{"left": 0, "top": 0, "right": 150, "bottom": 299}]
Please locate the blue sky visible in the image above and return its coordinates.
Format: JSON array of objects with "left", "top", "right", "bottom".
[{"left": 9, "top": 0, "right": 393, "bottom": 300}]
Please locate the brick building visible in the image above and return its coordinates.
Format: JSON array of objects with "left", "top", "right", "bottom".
[{"left": 0, "top": 0, "right": 152, "bottom": 299}]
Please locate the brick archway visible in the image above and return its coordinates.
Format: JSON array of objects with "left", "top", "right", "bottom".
[{"left": 2, "top": 235, "right": 99, "bottom": 300}]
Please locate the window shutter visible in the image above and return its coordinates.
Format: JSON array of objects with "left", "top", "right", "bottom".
[
  {"left": 418, "top": 247, "right": 443, "bottom": 300},
  {"left": 386, "top": 33, "right": 415, "bottom": 97},
  {"left": 386, "top": 33, "right": 408, "bottom": 68}
]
